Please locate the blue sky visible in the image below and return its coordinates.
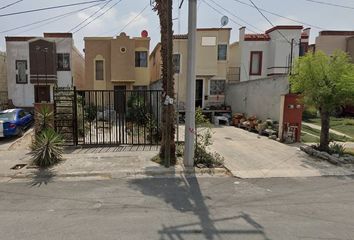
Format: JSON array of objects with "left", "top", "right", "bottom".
[{"left": 1, "top": 0, "right": 354, "bottom": 53}]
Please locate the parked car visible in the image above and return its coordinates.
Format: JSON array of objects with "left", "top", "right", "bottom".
[
  {"left": 334, "top": 105, "right": 354, "bottom": 117},
  {"left": 0, "top": 109, "right": 33, "bottom": 137}
]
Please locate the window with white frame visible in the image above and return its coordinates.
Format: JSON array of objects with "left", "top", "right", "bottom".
[
  {"left": 173, "top": 53, "right": 181, "bottom": 74},
  {"left": 16, "top": 60, "right": 27, "bottom": 84},
  {"left": 250, "top": 51, "right": 262, "bottom": 75},
  {"left": 217, "top": 44, "right": 227, "bottom": 60},
  {"left": 210, "top": 80, "right": 226, "bottom": 95}
]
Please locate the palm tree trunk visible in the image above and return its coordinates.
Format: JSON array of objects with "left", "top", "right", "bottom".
[
  {"left": 154, "top": 0, "right": 176, "bottom": 165},
  {"left": 319, "top": 108, "right": 330, "bottom": 151}
]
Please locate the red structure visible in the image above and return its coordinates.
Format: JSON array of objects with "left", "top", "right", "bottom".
[{"left": 279, "top": 94, "right": 303, "bottom": 143}]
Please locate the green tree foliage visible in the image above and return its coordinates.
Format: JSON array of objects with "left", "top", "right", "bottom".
[{"left": 290, "top": 50, "right": 354, "bottom": 151}]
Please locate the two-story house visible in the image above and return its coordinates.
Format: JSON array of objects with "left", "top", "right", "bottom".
[
  {"left": 84, "top": 32, "right": 150, "bottom": 92},
  {"left": 229, "top": 25, "right": 310, "bottom": 82},
  {"left": 150, "top": 28, "right": 231, "bottom": 109},
  {"left": 5, "top": 33, "right": 84, "bottom": 108},
  {"left": 0, "top": 52, "right": 7, "bottom": 105},
  {"left": 314, "top": 30, "right": 354, "bottom": 62}
]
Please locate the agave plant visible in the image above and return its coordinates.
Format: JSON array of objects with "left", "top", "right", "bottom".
[
  {"left": 31, "top": 128, "right": 64, "bottom": 168},
  {"left": 35, "top": 105, "right": 54, "bottom": 134}
]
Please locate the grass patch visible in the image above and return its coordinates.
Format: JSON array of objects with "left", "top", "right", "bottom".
[
  {"left": 302, "top": 125, "right": 352, "bottom": 142},
  {"left": 305, "top": 117, "right": 354, "bottom": 139},
  {"left": 301, "top": 132, "right": 319, "bottom": 143},
  {"left": 151, "top": 154, "right": 176, "bottom": 166}
]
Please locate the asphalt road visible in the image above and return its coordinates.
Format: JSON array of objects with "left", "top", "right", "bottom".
[{"left": 1, "top": 175, "right": 354, "bottom": 240}]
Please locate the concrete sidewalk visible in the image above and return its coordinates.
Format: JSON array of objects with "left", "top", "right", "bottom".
[
  {"left": 209, "top": 126, "right": 354, "bottom": 178},
  {"left": 0, "top": 146, "right": 227, "bottom": 182},
  {"left": 302, "top": 122, "right": 353, "bottom": 139}
]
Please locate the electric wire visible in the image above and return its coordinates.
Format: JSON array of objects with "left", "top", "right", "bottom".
[{"left": 0, "top": 0, "right": 23, "bottom": 10}]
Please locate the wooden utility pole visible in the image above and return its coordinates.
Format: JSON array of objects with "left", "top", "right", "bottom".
[{"left": 153, "top": 0, "right": 176, "bottom": 167}]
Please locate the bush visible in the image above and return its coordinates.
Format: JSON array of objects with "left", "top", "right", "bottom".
[
  {"left": 31, "top": 129, "right": 64, "bottom": 168},
  {"left": 328, "top": 142, "right": 346, "bottom": 156},
  {"left": 126, "top": 94, "right": 148, "bottom": 125},
  {"left": 84, "top": 104, "right": 97, "bottom": 122},
  {"left": 303, "top": 106, "right": 318, "bottom": 120},
  {"left": 35, "top": 105, "right": 54, "bottom": 134}
]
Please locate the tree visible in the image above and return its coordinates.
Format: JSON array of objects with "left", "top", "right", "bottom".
[
  {"left": 290, "top": 50, "right": 354, "bottom": 151},
  {"left": 152, "top": 0, "right": 176, "bottom": 166}
]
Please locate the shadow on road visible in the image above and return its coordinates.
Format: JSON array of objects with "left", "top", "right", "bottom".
[
  {"left": 29, "top": 168, "right": 56, "bottom": 187},
  {"left": 128, "top": 169, "right": 270, "bottom": 240}
]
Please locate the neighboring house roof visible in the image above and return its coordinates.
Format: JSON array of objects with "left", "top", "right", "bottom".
[
  {"left": 5, "top": 36, "right": 36, "bottom": 42},
  {"left": 265, "top": 25, "right": 303, "bottom": 34},
  {"left": 244, "top": 34, "right": 270, "bottom": 41},
  {"left": 6, "top": 33, "right": 73, "bottom": 42},
  {"left": 319, "top": 30, "right": 354, "bottom": 36}
]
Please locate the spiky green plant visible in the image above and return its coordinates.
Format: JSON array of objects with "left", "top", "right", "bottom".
[
  {"left": 36, "top": 105, "right": 54, "bottom": 134},
  {"left": 31, "top": 128, "right": 64, "bottom": 168}
]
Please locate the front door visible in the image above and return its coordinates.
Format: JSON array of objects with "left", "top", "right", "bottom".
[
  {"left": 195, "top": 79, "right": 203, "bottom": 108},
  {"left": 34, "top": 85, "right": 50, "bottom": 103},
  {"left": 114, "top": 86, "right": 126, "bottom": 113}
]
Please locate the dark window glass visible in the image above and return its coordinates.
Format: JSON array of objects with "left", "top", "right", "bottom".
[
  {"left": 217, "top": 44, "right": 227, "bottom": 60},
  {"left": 57, "top": 53, "right": 70, "bottom": 71},
  {"left": 173, "top": 54, "right": 181, "bottom": 73},
  {"left": 135, "top": 51, "right": 148, "bottom": 67},
  {"left": 210, "top": 80, "right": 226, "bottom": 95},
  {"left": 95, "top": 60, "right": 104, "bottom": 80},
  {"left": 16, "top": 60, "right": 27, "bottom": 84}
]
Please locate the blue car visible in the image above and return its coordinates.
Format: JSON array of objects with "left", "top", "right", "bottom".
[{"left": 0, "top": 109, "right": 33, "bottom": 137}]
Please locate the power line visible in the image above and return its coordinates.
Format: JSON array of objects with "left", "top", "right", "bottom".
[
  {"left": 0, "top": 0, "right": 23, "bottom": 10},
  {"left": 304, "top": 0, "right": 354, "bottom": 10},
  {"left": 117, "top": 3, "right": 149, "bottom": 34},
  {"left": 248, "top": 0, "right": 292, "bottom": 44},
  {"left": 208, "top": 0, "right": 262, "bottom": 32},
  {"left": 0, "top": 3, "right": 102, "bottom": 34},
  {"left": 202, "top": 0, "right": 258, "bottom": 33},
  {"left": 230, "top": 0, "right": 324, "bottom": 30},
  {"left": 0, "top": 0, "right": 107, "bottom": 18},
  {"left": 68, "top": 0, "right": 113, "bottom": 32},
  {"left": 73, "top": 0, "right": 124, "bottom": 34}
]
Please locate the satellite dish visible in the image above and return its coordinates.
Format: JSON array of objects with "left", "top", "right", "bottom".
[{"left": 221, "top": 16, "right": 229, "bottom": 27}]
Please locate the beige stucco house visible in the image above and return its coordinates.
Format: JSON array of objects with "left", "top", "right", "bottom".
[
  {"left": 315, "top": 30, "right": 354, "bottom": 62},
  {"left": 150, "top": 28, "right": 231, "bottom": 109},
  {"left": 0, "top": 52, "right": 7, "bottom": 105},
  {"left": 84, "top": 32, "right": 150, "bottom": 91}
]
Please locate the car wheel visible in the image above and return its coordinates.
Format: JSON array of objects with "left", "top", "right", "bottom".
[{"left": 18, "top": 127, "right": 24, "bottom": 137}]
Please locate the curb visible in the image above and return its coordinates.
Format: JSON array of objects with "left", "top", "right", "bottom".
[{"left": 0, "top": 167, "right": 230, "bottom": 180}]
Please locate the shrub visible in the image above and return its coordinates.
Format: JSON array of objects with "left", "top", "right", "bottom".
[
  {"left": 35, "top": 105, "right": 54, "bottom": 134},
  {"left": 84, "top": 104, "right": 97, "bottom": 122},
  {"left": 302, "top": 105, "right": 318, "bottom": 120},
  {"left": 328, "top": 142, "right": 346, "bottom": 156},
  {"left": 126, "top": 94, "right": 148, "bottom": 125},
  {"left": 31, "top": 129, "right": 64, "bottom": 168}
]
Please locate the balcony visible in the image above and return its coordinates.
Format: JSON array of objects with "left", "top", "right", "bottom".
[{"left": 227, "top": 67, "right": 240, "bottom": 84}]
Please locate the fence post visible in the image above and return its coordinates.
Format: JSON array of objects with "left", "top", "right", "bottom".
[{"left": 73, "top": 86, "right": 78, "bottom": 146}]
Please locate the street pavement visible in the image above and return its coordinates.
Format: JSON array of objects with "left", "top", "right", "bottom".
[
  {"left": 209, "top": 126, "right": 354, "bottom": 178},
  {"left": 1, "top": 175, "right": 354, "bottom": 240}
]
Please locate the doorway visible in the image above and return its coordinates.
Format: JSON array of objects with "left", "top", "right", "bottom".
[
  {"left": 34, "top": 85, "right": 50, "bottom": 103},
  {"left": 114, "top": 85, "right": 126, "bottom": 113},
  {"left": 195, "top": 79, "right": 203, "bottom": 108}
]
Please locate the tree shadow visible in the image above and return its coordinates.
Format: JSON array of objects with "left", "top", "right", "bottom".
[
  {"left": 128, "top": 170, "right": 271, "bottom": 240},
  {"left": 29, "top": 168, "right": 56, "bottom": 187}
]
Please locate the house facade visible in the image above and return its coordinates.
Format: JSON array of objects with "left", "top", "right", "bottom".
[
  {"left": 84, "top": 32, "right": 150, "bottom": 91},
  {"left": 230, "top": 26, "right": 310, "bottom": 82},
  {"left": 150, "top": 28, "right": 231, "bottom": 109},
  {"left": 5, "top": 33, "right": 84, "bottom": 108},
  {"left": 0, "top": 52, "right": 7, "bottom": 105},
  {"left": 315, "top": 30, "right": 354, "bottom": 61}
]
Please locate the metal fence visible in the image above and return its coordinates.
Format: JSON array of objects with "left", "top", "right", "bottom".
[{"left": 54, "top": 88, "right": 162, "bottom": 147}]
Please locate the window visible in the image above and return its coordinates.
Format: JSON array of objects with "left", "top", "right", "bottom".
[
  {"left": 173, "top": 54, "right": 181, "bottom": 74},
  {"left": 218, "top": 44, "right": 227, "bottom": 60},
  {"left": 95, "top": 60, "right": 104, "bottom": 81},
  {"left": 57, "top": 53, "right": 70, "bottom": 71},
  {"left": 210, "top": 80, "right": 226, "bottom": 95},
  {"left": 18, "top": 110, "right": 26, "bottom": 119},
  {"left": 16, "top": 60, "right": 27, "bottom": 84},
  {"left": 249, "top": 51, "right": 262, "bottom": 75},
  {"left": 135, "top": 51, "right": 148, "bottom": 67}
]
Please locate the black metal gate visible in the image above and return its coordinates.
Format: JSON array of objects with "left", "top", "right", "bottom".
[{"left": 54, "top": 87, "right": 162, "bottom": 146}]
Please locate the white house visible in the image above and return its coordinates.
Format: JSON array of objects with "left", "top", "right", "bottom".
[
  {"left": 5, "top": 33, "right": 84, "bottom": 108},
  {"left": 230, "top": 25, "right": 310, "bottom": 82}
]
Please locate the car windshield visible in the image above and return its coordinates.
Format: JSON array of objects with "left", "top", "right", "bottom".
[{"left": 0, "top": 112, "right": 16, "bottom": 121}]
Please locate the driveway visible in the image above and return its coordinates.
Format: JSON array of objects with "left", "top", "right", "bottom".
[{"left": 209, "top": 126, "right": 353, "bottom": 178}]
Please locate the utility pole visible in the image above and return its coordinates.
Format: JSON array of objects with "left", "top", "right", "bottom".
[{"left": 184, "top": 0, "right": 197, "bottom": 167}]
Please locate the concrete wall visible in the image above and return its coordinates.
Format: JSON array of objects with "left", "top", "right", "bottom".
[
  {"left": 6, "top": 41, "right": 34, "bottom": 107},
  {"left": 316, "top": 35, "right": 348, "bottom": 55},
  {"left": 0, "top": 52, "right": 7, "bottom": 103},
  {"left": 225, "top": 75, "right": 289, "bottom": 121},
  {"left": 72, "top": 46, "right": 85, "bottom": 89},
  {"left": 51, "top": 37, "right": 73, "bottom": 87}
]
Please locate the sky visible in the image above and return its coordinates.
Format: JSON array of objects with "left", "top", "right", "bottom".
[{"left": 1, "top": 0, "right": 354, "bottom": 54}]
